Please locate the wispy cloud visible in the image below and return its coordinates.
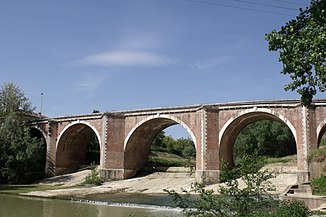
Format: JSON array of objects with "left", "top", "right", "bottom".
[
  {"left": 75, "top": 74, "right": 108, "bottom": 97},
  {"left": 189, "top": 56, "right": 234, "bottom": 70},
  {"left": 79, "top": 50, "right": 175, "bottom": 67}
]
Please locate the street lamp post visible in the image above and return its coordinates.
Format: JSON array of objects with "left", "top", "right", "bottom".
[{"left": 40, "top": 92, "right": 44, "bottom": 116}]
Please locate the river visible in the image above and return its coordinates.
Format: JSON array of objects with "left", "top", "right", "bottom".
[{"left": 0, "top": 194, "right": 183, "bottom": 217}]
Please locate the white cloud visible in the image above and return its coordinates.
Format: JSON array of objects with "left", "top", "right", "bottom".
[
  {"left": 116, "top": 33, "right": 163, "bottom": 50},
  {"left": 79, "top": 50, "right": 174, "bottom": 67},
  {"left": 75, "top": 74, "right": 108, "bottom": 97},
  {"left": 190, "top": 56, "right": 234, "bottom": 70}
]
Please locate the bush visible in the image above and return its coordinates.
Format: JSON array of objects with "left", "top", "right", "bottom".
[
  {"left": 311, "top": 176, "right": 326, "bottom": 195},
  {"left": 166, "top": 153, "right": 310, "bottom": 217},
  {"left": 82, "top": 164, "right": 102, "bottom": 186},
  {"left": 253, "top": 200, "right": 309, "bottom": 217}
]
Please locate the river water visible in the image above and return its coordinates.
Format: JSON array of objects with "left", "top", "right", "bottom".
[{"left": 0, "top": 194, "right": 182, "bottom": 217}]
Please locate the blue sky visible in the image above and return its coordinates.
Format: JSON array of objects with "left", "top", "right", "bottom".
[{"left": 0, "top": 0, "right": 316, "bottom": 137}]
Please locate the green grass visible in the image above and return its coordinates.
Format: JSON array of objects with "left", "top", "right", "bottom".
[
  {"left": 148, "top": 156, "right": 194, "bottom": 167},
  {"left": 148, "top": 156, "right": 185, "bottom": 167},
  {"left": 263, "top": 154, "right": 297, "bottom": 165}
]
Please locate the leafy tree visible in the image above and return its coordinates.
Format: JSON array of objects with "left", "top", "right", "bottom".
[
  {"left": 265, "top": 0, "right": 326, "bottom": 107},
  {"left": 85, "top": 135, "right": 100, "bottom": 165},
  {"left": 152, "top": 131, "right": 166, "bottom": 149},
  {"left": 0, "top": 82, "right": 44, "bottom": 184},
  {"left": 234, "top": 120, "right": 296, "bottom": 165},
  {"left": 0, "top": 82, "right": 34, "bottom": 116}
]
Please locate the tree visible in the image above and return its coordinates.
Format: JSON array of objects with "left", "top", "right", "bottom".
[
  {"left": 0, "top": 82, "right": 34, "bottom": 116},
  {"left": 265, "top": 0, "right": 326, "bottom": 107},
  {"left": 152, "top": 131, "right": 166, "bottom": 149},
  {"left": 234, "top": 120, "right": 296, "bottom": 165},
  {"left": 0, "top": 82, "right": 45, "bottom": 184}
]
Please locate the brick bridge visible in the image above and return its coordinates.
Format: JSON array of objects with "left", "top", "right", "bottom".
[{"left": 32, "top": 99, "right": 326, "bottom": 184}]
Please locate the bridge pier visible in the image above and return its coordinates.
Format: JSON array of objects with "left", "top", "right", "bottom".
[
  {"left": 99, "top": 169, "right": 125, "bottom": 180},
  {"left": 297, "top": 171, "right": 310, "bottom": 184},
  {"left": 196, "top": 170, "right": 220, "bottom": 184}
]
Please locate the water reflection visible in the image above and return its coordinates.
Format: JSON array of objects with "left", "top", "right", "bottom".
[{"left": 0, "top": 194, "right": 181, "bottom": 217}]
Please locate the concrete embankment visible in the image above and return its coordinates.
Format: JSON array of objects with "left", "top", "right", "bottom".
[{"left": 22, "top": 165, "right": 297, "bottom": 198}]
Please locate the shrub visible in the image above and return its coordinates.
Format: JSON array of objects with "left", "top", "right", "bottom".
[
  {"left": 253, "top": 200, "right": 309, "bottom": 217},
  {"left": 166, "top": 153, "right": 310, "bottom": 217},
  {"left": 82, "top": 164, "right": 102, "bottom": 186},
  {"left": 311, "top": 176, "right": 326, "bottom": 195}
]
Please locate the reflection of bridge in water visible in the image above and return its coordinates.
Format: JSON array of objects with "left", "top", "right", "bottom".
[{"left": 32, "top": 99, "right": 326, "bottom": 184}]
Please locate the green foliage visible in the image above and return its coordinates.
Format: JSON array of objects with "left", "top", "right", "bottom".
[
  {"left": 220, "top": 153, "right": 265, "bottom": 183},
  {"left": 265, "top": 0, "right": 326, "bottom": 107},
  {"left": 308, "top": 147, "right": 326, "bottom": 163},
  {"left": 311, "top": 176, "right": 326, "bottom": 195},
  {"left": 85, "top": 135, "right": 100, "bottom": 165},
  {"left": 152, "top": 131, "right": 166, "bottom": 148},
  {"left": 263, "top": 155, "right": 296, "bottom": 165},
  {"left": 253, "top": 200, "right": 310, "bottom": 217},
  {"left": 320, "top": 134, "right": 326, "bottom": 146},
  {"left": 0, "top": 115, "right": 45, "bottom": 184},
  {"left": 234, "top": 120, "right": 296, "bottom": 165},
  {"left": 166, "top": 153, "right": 310, "bottom": 217},
  {"left": 0, "top": 82, "right": 35, "bottom": 116},
  {"left": 151, "top": 131, "right": 196, "bottom": 159},
  {"left": 166, "top": 154, "right": 279, "bottom": 217},
  {"left": 148, "top": 156, "right": 184, "bottom": 167},
  {"left": 83, "top": 164, "right": 103, "bottom": 186},
  {"left": 0, "top": 82, "right": 45, "bottom": 184}
]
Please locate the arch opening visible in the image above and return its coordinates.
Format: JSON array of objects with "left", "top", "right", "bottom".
[
  {"left": 219, "top": 112, "right": 297, "bottom": 170},
  {"left": 56, "top": 123, "right": 100, "bottom": 174},
  {"left": 124, "top": 117, "right": 196, "bottom": 179}
]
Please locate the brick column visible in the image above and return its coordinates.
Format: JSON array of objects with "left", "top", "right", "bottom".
[
  {"left": 99, "top": 114, "right": 126, "bottom": 181},
  {"left": 195, "top": 108, "right": 220, "bottom": 184},
  {"left": 297, "top": 106, "right": 316, "bottom": 183}
]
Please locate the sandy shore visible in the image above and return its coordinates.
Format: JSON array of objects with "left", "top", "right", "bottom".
[{"left": 21, "top": 167, "right": 297, "bottom": 198}]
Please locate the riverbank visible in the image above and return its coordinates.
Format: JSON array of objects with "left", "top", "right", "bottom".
[{"left": 20, "top": 166, "right": 297, "bottom": 199}]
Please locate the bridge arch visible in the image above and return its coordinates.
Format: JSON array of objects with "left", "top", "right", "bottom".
[
  {"left": 55, "top": 121, "right": 102, "bottom": 174},
  {"left": 30, "top": 126, "right": 47, "bottom": 145},
  {"left": 219, "top": 108, "right": 297, "bottom": 166},
  {"left": 317, "top": 119, "right": 326, "bottom": 146},
  {"left": 123, "top": 114, "right": 197, "bottom": 178}
]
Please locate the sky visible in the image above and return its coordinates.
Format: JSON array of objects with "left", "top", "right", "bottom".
[{"left": 0, "top": 0, "right": 317, "bottom": 137}]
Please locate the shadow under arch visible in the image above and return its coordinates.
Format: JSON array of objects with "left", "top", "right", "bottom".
[
  {"left": 55, "top": 121, "right": 101, "bottom": 175},
  {"left": 219, "top": 109, "right": 297, "bottom": 167},
  {"left": 123, "top": 115, "right": 197, "bottom": 179}
]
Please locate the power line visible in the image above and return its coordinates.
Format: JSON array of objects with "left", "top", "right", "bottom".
[
  {"left": 272, "top": 0, "right": 308, "bottom": 6},
  {"left": 230, "top": 0, "right": 298, "bottom": 11},
  {"left": 186, "top": 0, "right": 296, "bottom": 16}
]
